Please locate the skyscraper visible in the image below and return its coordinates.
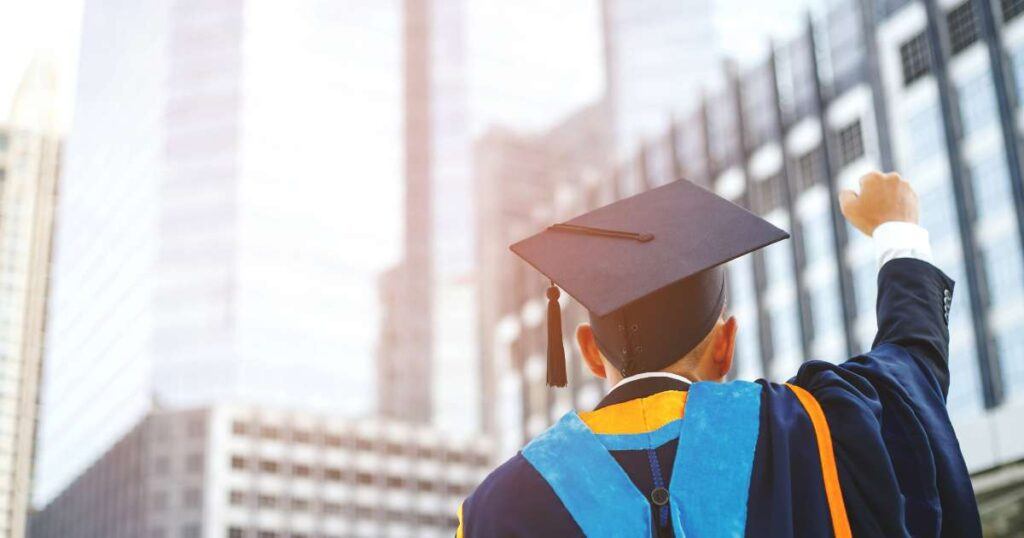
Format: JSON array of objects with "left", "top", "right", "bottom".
[
  {"left": 0, "top": 59, "right": 61, "bottom": 538},
  {"left": 474, "top": 101, "right": 612, "bottom": 453},
  {"left": 378, "top": 0, "right": 479, "bottom": 434},
  {"left": 35, "top": 0, "right": 403, "bottom": 506}
]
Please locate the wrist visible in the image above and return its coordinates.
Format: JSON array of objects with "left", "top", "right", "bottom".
[
  {"left": 873, "top": 221, "right": 933, "bottom": 268},
  {"left": 870, "top": 219, "right": 921, "bottom": 238}
]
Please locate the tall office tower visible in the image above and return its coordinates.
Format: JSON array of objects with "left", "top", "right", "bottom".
[
  {"left": 0, "top": 60, "right": 61, "bottom": 538},
  {"left": 378, "top": 0, "right": 478, "bottom": 434},
  {"left": 601, "top": 0, "right": 722, "bottom": 159},
  {"left": 377, "top": 0, "right": 436, "bottom": 426},
  {"left": 484, "top": 0, "right": 1024, "bottom": 531},
  {"left": 36, "top": 0, "right": 402, "bottom": 507},
  {"left": 28, "top": 403, "right": 491, "bottom": 538},
  {"left": 474, "top": 101, "right": 612, "bottom": 450}
]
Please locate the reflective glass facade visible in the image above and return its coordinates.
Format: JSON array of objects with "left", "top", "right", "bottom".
[{"left": 37, "top": 0, "right": 403, "bottom": 507}]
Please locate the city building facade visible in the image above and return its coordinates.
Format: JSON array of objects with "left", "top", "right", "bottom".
[
  {"left": 37, "top": 0, "right": 403, "bottom": 506},
  {"left": 474, "top": 101, "right": 613, "bottom": 453},
  {"left": 378, "top": 0, "right": 437, "bottom": 427},
  {"left": 379, "top": 0, "right": 480, "bottom": 435},
  {"left": 0, "top": 60, "right": 61, "bottom": 538},
  {"left": 484, "top": 0, "right": 1024, "bottom": 532},
  {"left": 28, "top": 404, "right": 491, "bottom": 538}
]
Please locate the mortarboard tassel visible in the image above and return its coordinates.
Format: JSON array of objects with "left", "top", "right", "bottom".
[{"left": 546, "top": 282, "right": 567, "bottom": 387}]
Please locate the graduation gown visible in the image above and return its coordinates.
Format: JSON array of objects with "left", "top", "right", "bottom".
[{"left": 457, "top": 258, "right": 982, "bottom": 537}]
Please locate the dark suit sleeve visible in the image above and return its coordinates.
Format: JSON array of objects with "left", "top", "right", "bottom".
[
  {"left": 871, "top": 257, "right": 955, "bottom": 398},
  {"left": 786, "top": 257, "right": 980, "bottom": 537}
]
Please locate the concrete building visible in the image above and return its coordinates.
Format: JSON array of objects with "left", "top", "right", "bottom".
[
  {"left": 378, "top": 0, "right": 479, "bottom": 435},
  {"left": 378, "top": 0, "right": 436, "bottom": 427},
  {"left": 36, "top": 0, "right": 403, "bottom": 507},
  {"left": 483, "top": 0, "right": 1024, "bottom": 532},
  {"left": 0, "top": 60, "right": 61, "bottom": 538},
  {"left": 28, "top": 404, "right": 491, "bottom": 538},
  {"left": 474, "top": 101, "right": 612, "bottom": 454}
]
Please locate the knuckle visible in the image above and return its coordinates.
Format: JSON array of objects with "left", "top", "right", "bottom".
[{"left": 861, "top": 171, "right": 883, "bottom": 184}]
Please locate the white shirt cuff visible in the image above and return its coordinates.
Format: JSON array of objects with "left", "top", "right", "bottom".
[{"left": 872, "top": 221, "right": 933, "bottom": 269}]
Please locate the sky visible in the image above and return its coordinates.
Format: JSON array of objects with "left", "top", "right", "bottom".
[
  {"left": 0, "top": 0, "right": 820, "bottom": 129},
  {"left": 0, "top": 0, "right": 82, "bottom": 129}
]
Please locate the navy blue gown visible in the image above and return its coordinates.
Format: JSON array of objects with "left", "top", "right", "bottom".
[{"left": 457, "top": 258, "right": 981, "bottom": 537}]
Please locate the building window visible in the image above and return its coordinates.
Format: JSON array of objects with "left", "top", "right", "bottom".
[
  {"left": 996, "top": 327, "right": 1024, "bottom": 397},
  {"left": 836, "top": 120, "right": 865, "bottom": 167},
  {"left": 322, "top": 501, "right": 344, "bottom": 514},
  {"left": 752, "top": 174, "right": 784, "bottom": 213},
  {"left": 154, "top": 456, "right": 171, "bottom": 475},
  {"left": 227, "top": 528, "right": 244, "bottom": 538},
  {"left": 259, "top": 459, "right": 279, "bottom": 474},
  {"left": 258, "top": 494, "right": 277, "bottom": 508},
  {"left": 795, "top": 147, "right": 822, "bottom": 192},
  {"left": 324, "top": 434, "right": 343, "bottom": 447},
  {"left": 230, "top": 455, "right": 247, "bottom": 470},
  {"left": 257, "top": 532, "right": 278, "bottom": 538},
  {"left": 959, "top": 71, "right": 998, "bottom": 136},
  {"left": 152, "top": 491, "right": 169, "bottom": 511},
  {"left": 186, "top": 417, "right": 205, "bottom": 438},
  {"left": 231, "top": 421, "right": 248, "bottom": 436},
  {"left": 356, "top": 471, "right": 374, "bottom": 485},
  {"left": 229, "top": 490, "right": 246, "bottom": 506},
  {"left": 183, "top": 488, "right": 202, "bottom": 509},
  {"left": 292, "top": 429, "right": 312, "bottom": 443},
  {"left": 900, "top": 32, "right": 931, "bottom": 85},
  {"left": 947, "top": 2, "right": 978, "bottom": 54},
  {"left": 292, "top": 464, "right": 312, "bottom": 478},
  {"left": 1003, "top": 0, "right": 1024, "bottom": 22},
  {"left": 324, "top": 467, "right": 343, "bottom": 481},
  {"left": 290, "top": 497, "right": 311, "bottom": 511},
  {"left": 186, "top": 453, "right": 204, "bottom": 474},
  {"left": 259, "top": 425, "right": 281, "bottom": 440},
  {"left": 906, "top": 103, "right": 945, "bottom": 163}
]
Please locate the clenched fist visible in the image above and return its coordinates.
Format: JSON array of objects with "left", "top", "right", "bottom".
[{"left": 839, "top": 171, "right": 919, "bottom": 237}]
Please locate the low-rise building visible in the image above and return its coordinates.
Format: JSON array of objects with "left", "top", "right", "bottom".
[{"left": 29, "top": 404, "right": 491, "bottom": 538}]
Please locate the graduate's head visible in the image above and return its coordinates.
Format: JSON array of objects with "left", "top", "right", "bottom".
[
  {"left": 575, "top": 299, "right": 737, "bottom": 386},
  {"left": 509, "top": 179, "right": 788, "bottom": 388}
]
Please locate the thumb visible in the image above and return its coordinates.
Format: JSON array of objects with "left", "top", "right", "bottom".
[{"left": 838, "top": 189, "right": 858, "bottom": 216}]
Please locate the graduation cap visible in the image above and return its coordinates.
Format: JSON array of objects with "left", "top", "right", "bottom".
[{"left": 510, "top": 179, "right": 789, "bottom": 386}]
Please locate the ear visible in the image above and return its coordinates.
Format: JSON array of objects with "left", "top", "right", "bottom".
[
  {"left": 576, "top": 324, "right": 607, "bottom": 379},
  {"left": 713, "top": 316, "right": 737, "bottom": 379}
]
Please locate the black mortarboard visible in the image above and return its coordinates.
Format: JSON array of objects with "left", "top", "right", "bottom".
[{"left": 510, "top": 179, "right": 789, "bottom": 386}]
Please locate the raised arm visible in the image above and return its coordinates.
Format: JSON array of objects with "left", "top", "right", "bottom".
[{"left": 839, "top": 172, "right": 954, "bottom": 396}]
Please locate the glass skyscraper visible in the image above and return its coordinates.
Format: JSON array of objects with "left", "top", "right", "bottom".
[
  {"left": 36, "top": 0, "right": 403, "bottom": 507},
  {"left": 0, "top": 59, "right": 61, "bottom": 538},
  {"left": 377, "top": 0, "right": 480, "bottom": 435}
]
